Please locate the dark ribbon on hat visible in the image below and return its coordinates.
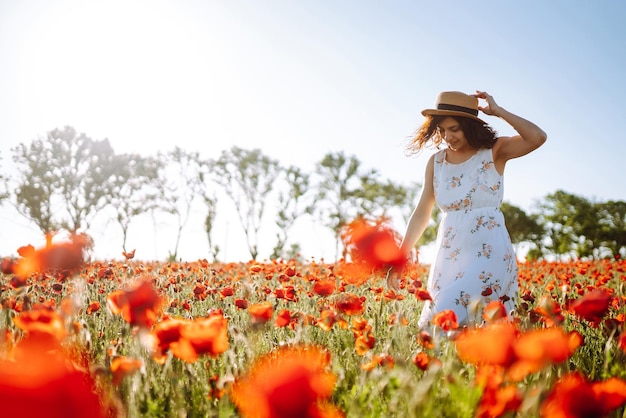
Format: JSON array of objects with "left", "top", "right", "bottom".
[{"left": 437, "top": 103, "right": 479, "bottom": 116}]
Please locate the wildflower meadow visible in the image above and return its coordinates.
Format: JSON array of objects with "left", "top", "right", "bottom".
[{"left": 1, "top": 222, "right": 626, "bottom": 417}]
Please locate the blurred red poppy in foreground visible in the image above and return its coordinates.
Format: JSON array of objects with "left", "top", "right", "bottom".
[
  {"left": 455, "top": 322, "right": 582, "bottom": 381},
  {"left": 230, "top": 345, "right": 343, "bottom": 418},
  {"left": 342, "top": 218, "right": 407, "bottom": 271},
  {"left": 12, "top": 236, "right": 89, "bottom": 279},
  {"left": 13, "top": 307, "right": 67, "bottom": 342},
  {"left": 568, "top": 288, "right": 612, "bottom": 325},
  {"left": 0, "top": 344, "right": 106, "bottom": 418},
  {"left": 540, "top": 372, "right": 626, "bottom": 417},
  {"left": 107, "top": 278, "right": 164, "bottom": 328}
]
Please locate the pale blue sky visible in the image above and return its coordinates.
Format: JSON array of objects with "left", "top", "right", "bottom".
[{"left": 1, "top": 0, "right": 625, "bottom": 261}]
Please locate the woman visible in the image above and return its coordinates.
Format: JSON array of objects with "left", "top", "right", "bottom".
[{"left": 387, "top": 90, "right": 547, "bottom": 328}]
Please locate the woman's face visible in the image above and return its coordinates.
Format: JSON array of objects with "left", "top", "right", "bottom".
[{"left": 437, "top": 117, "right": 469, "bottom": 151}]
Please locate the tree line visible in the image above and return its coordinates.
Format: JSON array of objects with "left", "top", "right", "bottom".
[{"left": 1, "top": 126, "right": 624, "bottom": 261}]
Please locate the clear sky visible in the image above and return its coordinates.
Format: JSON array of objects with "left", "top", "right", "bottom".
[{"left": 1, "top": 0, "right": 625, "bottom": 262}]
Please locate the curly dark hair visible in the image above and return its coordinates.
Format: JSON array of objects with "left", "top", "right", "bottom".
[{"left": 406, "top": 115, "right": 498, "bottom": 155}]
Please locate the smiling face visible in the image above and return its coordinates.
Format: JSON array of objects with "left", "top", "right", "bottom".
[{"left": 437, "top": 117, "right": 472, "bottom": 152}]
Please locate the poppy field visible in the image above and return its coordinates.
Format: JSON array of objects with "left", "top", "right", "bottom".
[{"left": 2, "top": 231, "right": 626, "bottom": 417}]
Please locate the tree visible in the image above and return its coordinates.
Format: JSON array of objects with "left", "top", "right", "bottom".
[
  {"left": 158, "top": 147, "right": 205, "bottom": 261},
  {"left": 314, "top": 152, "right": 371, "bottom": 259},
  {"left": 595, "top": 200, "right": 626, "bottom": 258},
  {"left": 12, "top": 137, "right": 62, "bottom": 235},
  {"left": 106, "top": 153, "right": 163, "bottom": 253},
  {"left": 356, "top": 175, "right": 410, "bottom": 221},
  {"left": 501, "top": 201, "right": 543, "bottom": 258},
  {"left": 210, "top": 147, "right": 281, "bottom": 261},
  {"left": 271, "top": 165, "right": 315, "bottom": 260},
  {"left": 537, "top": 190, "right": 598, "bottom": 259},
  {"left": 47, "top": 127, "right": 117, "bottom": 232}
]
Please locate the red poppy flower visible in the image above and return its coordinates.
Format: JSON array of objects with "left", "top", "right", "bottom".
[
  {"left": 220, "top": 286, "right": 235, "bottom": 298},
  {"left": 354, "top": 333, "right": 376, "bottom": 356},
  {"left": 13, "top": 308, "right": 67, "bottom": 342},
  {"left": 235, "top": 298, "right": 249, "bottom": 309},
  {"left": 432, "top": 310, "right": 459, "bottom": 332},
  {"left": 313, "top": 280, "right": 336, "bottom": 297},
  {"left": 568, "top": 288, "right": 612, "bottom": 325},
  {"left": 248, "top": 302, "right": 274, "bottom": 324},
  {"left": 230, "top": 345, "right": 342, "bottom": 418},
  {"left": 170, "top": 314, "right": 229, "bottom": 363},
  {"left": 413, "top": 352, "right": 442, "bottom": 371},
  {"left": 455, "top": 322, "right": 518, "bottom": 367},
  {"left": 342, "top": 218, "right": 407, "bottom": 271},
  {"left": 416, "top": 331, "right": 434, "bottom": 349},
  {"left": 13, "top": 236, "right": 89, "bottom": 279},
  {"left": 540, "top": 372, "right": 626, "bottom": 418},
  {"left": 509, "top": 328, "right": 582, "bottom": 381},
  {"left": 151, "top": 318, "right": 187, "bottom": 363},
  {"left": 335, "top": 294, "right": 365, "bottom": 316},
  {"left": 533, "top": 295, "right": 564, "bottom": 326},
  {"left": 275, "top": 309, "right": 293, "bottom": 328},
  {"left": 275, "top": 286, "right": 297, "bottom": 302},
  {"left": 476, "top": 384, "right": 522, "bottom": 418},
  {"left": 106, "top": 279, "right": 164, "bottom": 328},
  {"left": 110, "top": 356, "right": 143, "bottom": 385},
  {"left": 249, "top": 264, "right": 263, "bottom": 274},
  {"left": 483, "top": 300, "right": 508, "bottom": 323},
  {"left": 86, "top": 301, "right": 101, "bottom": 314},
  {"left": 415, "top": 288, "right": 433, "bottom": 301},
  {"left": 0, "top": 345, "right": 106, "bottom": 418},
  {"left": 1, "top": 257, "right": 15, "bottom": 275},
  {"left": 455, "top": 322, "right": 582, "bottom": 382},
  {"left": 317, "top": 309, "right": 341, "bottom": 332}
]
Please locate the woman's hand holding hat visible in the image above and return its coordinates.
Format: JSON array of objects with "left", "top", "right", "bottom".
[{"left": 474, "top": 90, "right": 502, "bottom": 117}]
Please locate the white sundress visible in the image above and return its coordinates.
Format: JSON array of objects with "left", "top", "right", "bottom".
[{"left": 418, "top": 148, "right": 518, "bottom": 328}]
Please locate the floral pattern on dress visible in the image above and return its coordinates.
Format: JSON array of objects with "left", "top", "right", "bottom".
[{"left": 418, "top": 149, "right": 519, "bottom": 328}]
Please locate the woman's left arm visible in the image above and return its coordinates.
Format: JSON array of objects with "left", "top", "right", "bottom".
[{"left": 475, "top": 90, "right": 547, "bottom": 162}]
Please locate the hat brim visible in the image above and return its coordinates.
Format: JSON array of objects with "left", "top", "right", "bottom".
[{"left": 421, "top": 109, "right": 486, "bottom": 125}]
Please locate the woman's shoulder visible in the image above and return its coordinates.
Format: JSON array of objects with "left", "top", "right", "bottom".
[{"left": 432, "top": 149, "right": 446, "bottom": 162}]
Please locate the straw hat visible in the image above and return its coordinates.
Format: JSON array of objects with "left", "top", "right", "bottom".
[{"left": 421, "top": 91, "right": 486, "bottom": 123}]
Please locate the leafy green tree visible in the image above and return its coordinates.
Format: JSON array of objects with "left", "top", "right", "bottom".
[
  {"left": 271, "top": 165, "right": 315, "bottom": 260},
  {"left": 158, "top": 147, "right": 204, "bottom": 261},
  {"left": 12, "top": 135, "right": 62, "bottom": 235},
  {"left": 314, "top": 152, "right": 373, "bottom": 259},
  {"left": 46, "top": 127, "right": 117, "bottom": 232},
  {"left": 356, "top": 175, "right": 409, "bottom": 221},
  {"left": 536, "top": 190, "right": 598, "bottom": 259},
  {"left": 595, "top": 200, "right": 626, "bottom": 258},
  {"left": 210, "top": 147, "right": 281, "bottom": 261},
  {"left": 106, "top": 153, "right": 163, "bottom": 253},
  {"left": 501, "top": 201, "right": 543, "bottom": 258}
]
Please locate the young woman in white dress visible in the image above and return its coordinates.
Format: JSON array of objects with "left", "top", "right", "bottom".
[{"left": 387, "top": 90, "right": 547, "bottom": 327}]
